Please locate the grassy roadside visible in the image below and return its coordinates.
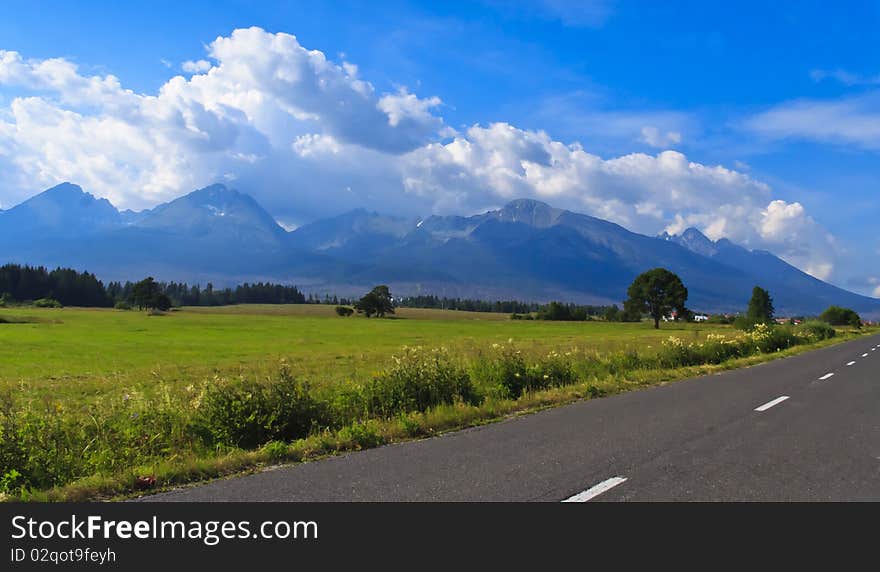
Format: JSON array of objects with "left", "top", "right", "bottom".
[{"left": 12, "top": 325, "right": 871, "bottom": 502}]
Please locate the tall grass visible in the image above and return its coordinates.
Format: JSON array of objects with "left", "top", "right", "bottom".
[{"left": 0, "top": 322, "right": 848, "bottom": 498}]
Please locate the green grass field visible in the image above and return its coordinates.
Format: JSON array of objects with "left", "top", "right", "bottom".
[{"left": 0, "top": 304, "right": 731, "bottom": 401}]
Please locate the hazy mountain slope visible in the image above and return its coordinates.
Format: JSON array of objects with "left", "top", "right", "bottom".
[
  {"left": 663, "top": 227, "right": 875, "bottom": 314},
  {"left": 0, "top": 182, "right": 122, "bottom": 240}
]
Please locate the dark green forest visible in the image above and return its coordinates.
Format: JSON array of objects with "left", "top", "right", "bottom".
[{"left": 0, "top": 264, "right": 306, "bottom": 307}]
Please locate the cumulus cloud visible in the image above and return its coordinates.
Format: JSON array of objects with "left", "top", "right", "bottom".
[
  {"left": 0, "top": 27, "right": 839, "bottom": 278},
  {"left": 0, "top": 27, "right": 443, "bottom": 209}
]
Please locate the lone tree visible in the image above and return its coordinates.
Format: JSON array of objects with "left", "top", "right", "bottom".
[
  {"left": 131, "top": 277, "right": 172, "bottom": 311},
  {"left": 746, "top": 286, "right": 774, "bottom": 323},
  {"left": 354, "top": 285, "right": 395, "bottom": 318},
  {"left": 624, "top": 268, "right": 688, "bottom": 329}
]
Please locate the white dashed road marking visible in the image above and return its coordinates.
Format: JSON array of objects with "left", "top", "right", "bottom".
[
  {"left": 819, "top": 373, "right": 835, "bottom": 381},
  {"left": 562, "top": 477, "right": 628, "bottom": 502},
  {"left": 847, "top": 361, "right": 856, "bottom": 366},
  {"left": 755, "top": 396, "right": 790, "bottom": 412},
  {"left": 862, "top": 353, "right": 869, "bottom": 358}
]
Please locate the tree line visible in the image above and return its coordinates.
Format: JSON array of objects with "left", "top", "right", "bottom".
[
  {"left": 395, "top": 295, "right": 627, "bottom": 320},
  {"left": 0, "top": 264, "right": 307, "bottom": 308},
  {"left": 0, "top": 264, "right": 110, "bottom": 307},
  {"left": 396, "top": 295, "right": 538, "bottom": 314},
  {"left": 107, "top": 279, "right": 306, "bottom": 307}
]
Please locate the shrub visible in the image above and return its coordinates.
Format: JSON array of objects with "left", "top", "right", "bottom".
[
  {"left": 363, "top": 347, "right": 480, "bottom": 417},
  {"left": 733, "top": 315, "right": 760, "bottom": 331},
  {"left": 754, "top": 324, "right": 798, "bottom": 353},
  {"left": 472, "top": 342, "right": 577, "bottom": 398},
  {"left": 656, "top": 324, "right": 803, "bottom": 366},
  {"left": 33, "top": 298, "right": 62, "bottom": 308},
  {"left": 606, "top": 348, "right": 646, "bottom": 373},
  {"left": 114, "top": 300, "right": 132, "bottom": 310},
  {"left": 510, "top": 313, "right": 534, "bottom": 320},
  {"left": 338, "top": 420, "right": 385, "bottom": 450},
  {"left": 197, "top": 363, "right": 324, "bottom": 449},
  {"left": 819, "top": 306, "right": 861, "bottom": 328},
  {"left": 335, "top": 306, "right": 354, "bottom": 317},
  {"left": 472, "top": 342, "right": 530, "bottom": 398},
  {"left": 654, "top": 335, "right": 747, "bottom": 368},
  {"left": 529, "top": 350, "right": 577, "bottom": 389},
  {"left": 261, "top": 440, "right": 290, "bottom": 461},
  {"left": 694, "top": 334, "right": 744, "bottom": 364},
  {"left": 656, "top": 336, "right": 701, "bottom": 368},
  {"left": 798, "top": 320, "right": 836, "bottom": 341}
]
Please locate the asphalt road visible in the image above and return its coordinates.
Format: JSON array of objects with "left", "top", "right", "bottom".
[{"left": 142, "top": 333, "right": 880, "bottom": 502}]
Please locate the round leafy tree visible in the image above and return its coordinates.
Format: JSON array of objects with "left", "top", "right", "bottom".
[
  {"left": 624, "top": 268, "right": 688, "bottom": 329},
  {"left": 354, "top": 285, "right": 395, "bottom": 318}
]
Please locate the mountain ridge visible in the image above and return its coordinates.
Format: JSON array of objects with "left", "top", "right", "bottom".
[{"left": 0, "top": 183, "right": 877, "bottom": 316}]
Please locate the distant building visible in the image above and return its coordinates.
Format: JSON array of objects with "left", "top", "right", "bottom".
[{"left": 694, "top": 314, "right": 709, "bottom": 322}]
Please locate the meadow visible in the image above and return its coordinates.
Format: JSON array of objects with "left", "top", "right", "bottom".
[
  {"left": 0, "top": 304, "right": 867, "bottom": 500},
  {"left": 0, "top": 304, "right": 729, "bottom": 400}
]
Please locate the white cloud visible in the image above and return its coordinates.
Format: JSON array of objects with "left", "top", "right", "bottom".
[
  {"left": 744, "top": 94, "right": 880, "bottom": 150},
  {"left": 874, "top": 285, "right": 880, "bottom": 298},
  {"left": 181, "top": 59, "right": 212, "bottom": 73},
  {"left": 292, "top": 133, "right": 341, "bottom": 157},
  {"left": 378, "top": 87, "right": 442, "bottom": 129},
  {"left": 0, "top": 27, "right": 443, "bottom": 210},
  {"left": 0, "top": 27, "right": 839, "bottom": 279}
]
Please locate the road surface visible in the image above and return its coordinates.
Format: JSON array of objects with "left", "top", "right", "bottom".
[{"left": 142, "top": 333, "right": 880, "bottom": 501}]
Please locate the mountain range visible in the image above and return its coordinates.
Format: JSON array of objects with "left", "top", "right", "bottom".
[{"left": 2, "top": 182, "right": 878, "bottom": 316}]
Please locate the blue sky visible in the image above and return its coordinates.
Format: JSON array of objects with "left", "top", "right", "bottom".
[{"left": 0, "top": 0, "right": 878, "bottom": 295}]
